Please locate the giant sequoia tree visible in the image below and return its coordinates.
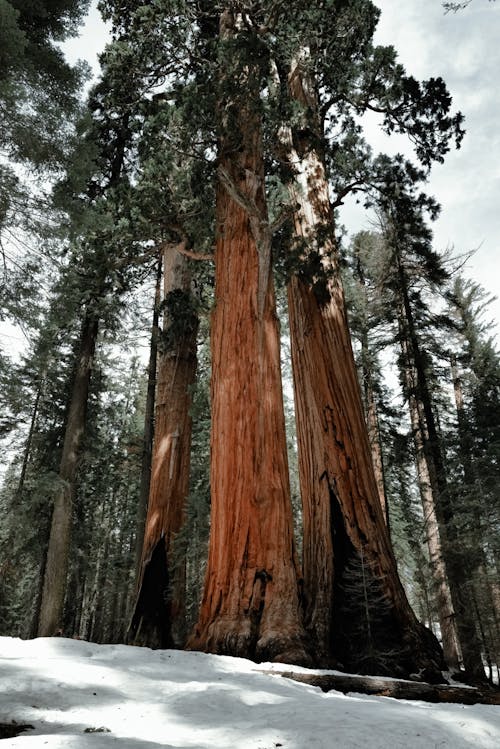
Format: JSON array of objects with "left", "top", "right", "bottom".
[
  {"left": 188, "top": 7, "right": 310, "bottom": 664},
  {"left": 7, "top": 0, "right": 489, "bottom": 683},
  {"left": 262, "top": 1, "right": 463, "bottom": 672}
]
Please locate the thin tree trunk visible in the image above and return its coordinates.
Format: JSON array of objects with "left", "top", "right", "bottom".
[
  {"left": 397, "top": 267, "right": 484, "bottom": 679},
  {"left": 403, "top": 351, "right": 460, "bottom": 670},
  {"left": 362, "top": 343, "right": 389, "bottom": 527},
  {"left": 451, "top": 355, "right": 500, "bottom": 671},
  {"left": 128, "top": 245, "right": 198, "bottom": 648},
  {"left": 133, "top": 258, "right": 162, "bottom": 586},
  {"left": 17, "top": 374, "right": 44, "bottom": 498},
  {"left": 90, "top": 534, "right": 111, "bottom": 643},
  {"left": 352, "top": 250, "right": 389, "bottom": 527},
  {"left": 282, "top": 55, "right": 443, "bottom": 676},
  {"left": 37, "top": 310, "right": 98, "bottom": 637},
  {"left": 187, "top": 9, "right": 309, "bottom": 665}
]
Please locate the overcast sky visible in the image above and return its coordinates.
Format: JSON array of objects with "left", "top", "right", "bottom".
[
  {"left": 64, "top": 0, "right": 500, "bottom": 335},
  {"left": 343, "top": 0, "right": 500, "bottom": 336}
]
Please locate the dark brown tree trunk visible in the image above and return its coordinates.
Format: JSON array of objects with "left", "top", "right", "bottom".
[
  {"left": 37, "top": 310, "right": 98, "bottom": 637},
  {"left": 396, "top": 265, "right": 484, "bottom": 679},
  {"left": 402, "top": 348, "right": 460, "bottom": 670},
  {"left": 266, "top": 670, "right": 500, "bottom": 705},
  {"left": 450, "top": 354, "right": 500, "bottom": 672},
  {"left": 283, "top": 56, "right": 443, "bottom": 676},
  {"left": 187, "top": 10, "right": 309, "bottom": 665},
  {"left": 361, "top": 339, "right": 389, "bottom": 527},
  {"left": 128, "top": 245, "right": 198, "bottom": 648},
  {"left": 133, "top": 257, "right": 163, "bottom": 585},
  {"left": 17, "top": 374, "right": 44, "bottom": 498}
]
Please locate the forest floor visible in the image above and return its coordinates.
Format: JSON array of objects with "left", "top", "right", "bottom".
[{"left": 0, "top": 636, "right": 499, "bottom": 748}]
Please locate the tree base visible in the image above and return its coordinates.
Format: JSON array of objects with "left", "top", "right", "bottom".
[{"left": 187, "top": 620, "right": 313, "bottom": 667}]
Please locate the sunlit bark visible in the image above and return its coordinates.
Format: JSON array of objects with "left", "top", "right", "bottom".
[
  {"left": 283, "top": 55, "right": 443, "bottom": 675},
  {"left": 128, "top": 246, "right": 197, "bottom": 648},
  {"left": 187, "top": 9, "right": 309, "bottom": 665}
]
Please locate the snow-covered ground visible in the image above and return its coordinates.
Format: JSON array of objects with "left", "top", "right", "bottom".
[{"left": 0, "top": 637, "right": 498, "bottom": 748}]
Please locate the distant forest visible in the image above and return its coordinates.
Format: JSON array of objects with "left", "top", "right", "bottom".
[{"left": 1, "top": 1, "right": 498, "bottom": 687}]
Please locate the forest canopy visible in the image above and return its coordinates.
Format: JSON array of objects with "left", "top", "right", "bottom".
[{"left": 0, "top": 0, "right": 499, "bottom": 690}]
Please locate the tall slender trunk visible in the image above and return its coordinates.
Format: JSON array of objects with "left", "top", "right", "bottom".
[
  {"left": 361, "top": 338, "right": 389, "bottom": 528},
  {"left": 128, "top": 245, "right": 198, "bottom": 648},
  {"left": 396, "top": 265, "right": 484, "bottom": 679},
  {"left": 37, "top": 310, "right": 99, "bottom": 637},
  {"left": 282, "top": 56, "right": 442, "bottom": 675},
  {"left": 187, "top": 10, "right": 309, "bottom": 665},
  {"left": 17, "top": 374, "right": 44, "bottom": 498},
  {"left": 451, "top": 354, "right": 500, "bottom": 670},
  {"left": 402, "top": 348, "right": 460, "bottom": 670},
  {"left": 351, "top": 249, "right": 389, "bottom": 526},
  {"left": 133, "top": 258, "right": 163, "bottom": 585}
]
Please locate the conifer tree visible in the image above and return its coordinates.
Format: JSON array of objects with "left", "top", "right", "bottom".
[
  {"left": 188, "top": 6, "right": 310, "bottom": 664},
  {"left": 265, "top": 1, "right": 463, "bottom": 673},
  {"left": 359, "top": 169, "right": 486, "bottom": 678},
  {"left": 129, "top": 245, "right": 199, "bottom": 648},
  {"left": 445, "top": 278, "right": 500, "bottom": 677}
]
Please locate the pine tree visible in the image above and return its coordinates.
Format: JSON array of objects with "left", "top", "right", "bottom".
[
  {"left": 358, "top": 167, "right": 486, "bottom": 678},
  {"left": 445, "top": 278, "right": 500, "bottom": 679}
]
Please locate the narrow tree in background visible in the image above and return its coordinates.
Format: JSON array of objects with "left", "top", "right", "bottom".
[
  {"left": 129, "top": 246, "right": 198, "bottom": 648},
  {"left": 38, "top": 304, "right": 99, "bottom": 636},
  {"left": 132, "top": 257, "right": 163, "bottom": 586}
]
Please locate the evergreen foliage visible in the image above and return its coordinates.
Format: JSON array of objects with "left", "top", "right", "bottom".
[{"left": 0, "top": 0, "right": 497, "bottom": 683}]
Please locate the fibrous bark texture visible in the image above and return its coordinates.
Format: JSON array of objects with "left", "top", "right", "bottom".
[
  {"left": 38, "top": 312, "right": 98, "bottom": 637},
  {"left": 128, "top": 246, "right": 197, "bottom": 648},
  {"left": 187, "top": 9, "right": 309, "bottom": 666},
  {"left": 284, "top": 56, "right": 443, "bottom": 676}
]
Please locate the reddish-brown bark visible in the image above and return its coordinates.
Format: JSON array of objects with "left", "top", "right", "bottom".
[
  {"left": 284, "top": 57, "right": 443, "bottom": 675},
  {"left": 187, "top": 9, "right": 309, "bottom": 665},
  {"left": 128, "top": 246, "right": 197, "bottom": 648}
]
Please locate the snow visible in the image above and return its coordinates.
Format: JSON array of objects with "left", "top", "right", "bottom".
[{"left": 0, "top": 637, "right": 498, "bottom": 748}]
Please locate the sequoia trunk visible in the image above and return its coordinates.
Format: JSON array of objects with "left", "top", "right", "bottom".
[
  {"left": 187, "top": 9, "right": 309, "bottom": 665},
  {"left": 284, "top": 57, "right": 443, "bottom": 675},
  {"left": 38, "top": 310, "right": 98, "bottom": 636},
  {"left": 128, "top": 245, "right": 197, "bottom": 648}
]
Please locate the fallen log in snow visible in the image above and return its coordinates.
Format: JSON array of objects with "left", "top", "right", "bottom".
[{"left": 262, "top": 670, "right": 500, "bottom": 705}]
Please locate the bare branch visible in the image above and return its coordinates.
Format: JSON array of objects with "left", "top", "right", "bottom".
[{"left": 177, "top": 246, "right": 214, "bottom": 262}]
